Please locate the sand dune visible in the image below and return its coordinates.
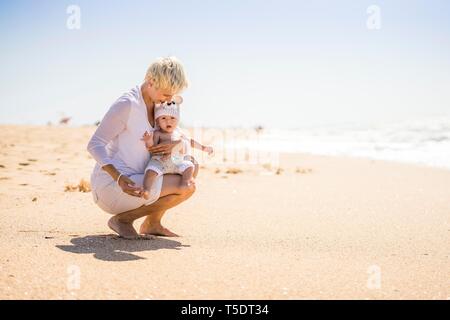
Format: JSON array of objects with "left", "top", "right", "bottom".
[{"left": 0, "top": 125, "right": 449, "bottom": 299}]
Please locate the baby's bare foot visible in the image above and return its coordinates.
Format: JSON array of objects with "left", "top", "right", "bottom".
[
  {"left": 181, "top": 178, "right": 195, "bottom": 188},
  {"left": 142, "top": 189, "right": 150, "bottom": 200}
]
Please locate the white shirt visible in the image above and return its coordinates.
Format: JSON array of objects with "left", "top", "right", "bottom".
[
  {"left": 87, "top": 85, "right": 191, "bottom": 191},
  {"left": 87, "top": 85, "right": 154, "bottom": 190}
]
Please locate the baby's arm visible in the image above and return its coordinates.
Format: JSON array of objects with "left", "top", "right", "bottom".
[
  {"left": 189, "top": 138, "right": 214, "bottom": 155},
  {"left": 152, "top": 130, "right": 161, "bottom": 146},
  {"left": 141, "top": 131, "right": 154, "bottom": 148}
]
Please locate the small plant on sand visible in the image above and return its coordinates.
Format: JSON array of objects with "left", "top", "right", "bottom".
[
  {"left": 296, "top": 167, "right": 313, "bottom": 174},
  {"left": 225, "top": 168, "right": 243, "bottom": 174},
  {"left": 65, "top": 179, "right": 91, "bottom": 192}
]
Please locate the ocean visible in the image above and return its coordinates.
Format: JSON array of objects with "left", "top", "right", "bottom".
[{"left": 222, "top": 117, "right": 450, "bottom": 170}]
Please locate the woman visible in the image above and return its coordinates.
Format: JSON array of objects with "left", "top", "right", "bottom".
[{"left": 87, "top": 57, "right": 197, "bottom": 239}]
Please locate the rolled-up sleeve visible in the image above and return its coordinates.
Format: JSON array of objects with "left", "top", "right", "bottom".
[{"left": 87, "top": 98, "right": 131, "bottom": 167}]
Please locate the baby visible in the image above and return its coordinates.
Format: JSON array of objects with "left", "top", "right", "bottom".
[{"left": 141, "top": 96, "right": 213, "bottom": 200}]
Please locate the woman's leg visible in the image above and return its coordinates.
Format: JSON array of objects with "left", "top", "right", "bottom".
[
  {"left": 139, "top": 160, "right": 200, "bottom": 236},
  {"left": 108, "top": 174, "right": 195, "bottom": 238},
  {"left": 139, "top": 174, "right": 196, "bottom": 236}
]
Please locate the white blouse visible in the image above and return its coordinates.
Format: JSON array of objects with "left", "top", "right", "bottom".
[
  {"left": 87, "top": 86, "right": 155, "bottom": 188},
  {"left": 87, "top": 85, "right": 190, "bottom": 191}
]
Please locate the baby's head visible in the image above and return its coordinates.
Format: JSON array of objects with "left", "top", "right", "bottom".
[{"left": 154, "top": 96, "right": 183, "bottom": 133}]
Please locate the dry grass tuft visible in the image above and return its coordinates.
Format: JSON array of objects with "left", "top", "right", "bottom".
[
  {"left": 225, "top": 168, "right": 243, "bottom": 174},
  {"left": 65, "top": 179, "right": 91, "bottom": 193}
]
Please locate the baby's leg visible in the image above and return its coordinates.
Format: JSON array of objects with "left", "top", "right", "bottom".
[
  {"left": 181, "top": 166, "right": 195, "bottom": 187},
  {"left": 143, "top": 169, "right": 159, "bottom": 200}
]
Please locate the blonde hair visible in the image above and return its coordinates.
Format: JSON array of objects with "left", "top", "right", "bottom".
[{"left": 144, "top": 56, "right": 188, "bottom": 93}]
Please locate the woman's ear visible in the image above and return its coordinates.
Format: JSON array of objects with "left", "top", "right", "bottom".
[
  {"left": 173, "top": 95, "right": 183, "bottom": 105},
  {"left": 147, "top": 79, "right": 155, "bottom": 89}
]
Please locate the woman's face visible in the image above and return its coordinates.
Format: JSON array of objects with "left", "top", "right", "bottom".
[
  {"left": 146, "top": 80, "right": 176, "bottom": 104},
  {"left": 157, "top": 116, "right": 178, "bottom": 133}
]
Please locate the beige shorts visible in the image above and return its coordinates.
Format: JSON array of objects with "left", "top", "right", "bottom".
[{"left": 91, "top": 171, "right": 163, "bottom": 215}]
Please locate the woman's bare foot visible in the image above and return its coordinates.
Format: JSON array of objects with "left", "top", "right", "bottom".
[
  {"left": 108, "top": 216, "right": 155, "bottom": 240},
  {"left": 139, "top": 222, "right": 179, "bottom": 237}
]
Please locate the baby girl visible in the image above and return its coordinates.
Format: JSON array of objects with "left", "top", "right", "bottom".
[{"left": 141, "top": 96, "right": 213, "bottom": 200}]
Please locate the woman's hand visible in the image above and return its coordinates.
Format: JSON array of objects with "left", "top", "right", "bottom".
[
  {"left": 117, "top": 175, "right": 144, "bottom": 197},
  {"left": 147, "top": 140, "right": 181, "bottom": 155}
]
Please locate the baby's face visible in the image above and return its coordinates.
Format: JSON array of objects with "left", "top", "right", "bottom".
[{"left": 157, "top": 116, "right": 178, "bottom": 133}]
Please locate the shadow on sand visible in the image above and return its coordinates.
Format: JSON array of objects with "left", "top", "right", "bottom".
[{"left": 56, "top": 234, "right": 189, "bottom": 262}]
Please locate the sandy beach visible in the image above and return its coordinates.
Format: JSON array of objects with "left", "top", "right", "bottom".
[{"left": 0, "top": 124, "right": 448, "bottom": 300}]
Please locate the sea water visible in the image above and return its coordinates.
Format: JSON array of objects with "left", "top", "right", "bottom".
[{"left": 225, "top": 116, "right": 450, "bottom": 170}]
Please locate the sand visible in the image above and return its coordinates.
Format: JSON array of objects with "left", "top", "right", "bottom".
[{"left": 0, "top": 125, "right": 449, "bottom": 299}]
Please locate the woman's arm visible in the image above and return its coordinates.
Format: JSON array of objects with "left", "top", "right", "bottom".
[
  {"left": 146, "top": 139, "right": 181, "bottom": 155},
  {"left": 87, "top": 98, "right": 130, "bottom": 168},
  {"left": 87, "top": 99, "right": 144, "bottom": 197}
]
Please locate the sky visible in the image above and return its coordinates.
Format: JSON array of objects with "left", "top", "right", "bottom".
[{"left": 0, "top": 0, "right": 449, "bottom": 129}]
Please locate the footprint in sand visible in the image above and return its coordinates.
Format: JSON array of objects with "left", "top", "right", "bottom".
[
  {"left": 296, "top": 167, "right": 313, "bottom": 174},
  {"left": 18, "top": 162, "right": 30, "bottom": 166},
  {"left": 40, "top": 170, "right": 56, "bottom": 176}
]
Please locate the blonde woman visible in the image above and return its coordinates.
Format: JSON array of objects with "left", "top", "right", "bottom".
[{"left": 87, "top": 57, "right": 197, "bottom": 239}]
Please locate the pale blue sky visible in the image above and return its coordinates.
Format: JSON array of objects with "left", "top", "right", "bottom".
[{"left": 0, "top": 0, "right": 449, "bottom": 128}]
